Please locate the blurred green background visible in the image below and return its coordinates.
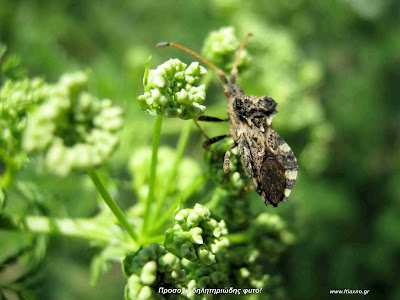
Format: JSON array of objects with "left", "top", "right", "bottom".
[{"left": 1, "top": 0, "right": 400, "bottom": 299}]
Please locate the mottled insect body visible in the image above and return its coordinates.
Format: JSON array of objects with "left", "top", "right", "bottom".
[
  {"left": 157, "top": 34, "right": 298, "bottom": 207},
  {"left": 224, "top": 84, "right": 298, "bottom": 206}
]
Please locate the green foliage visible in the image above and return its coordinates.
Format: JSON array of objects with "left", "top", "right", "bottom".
[
  {"left": 203, "top": 138, "right": 248, "bottom": 194},
  {"left": 22, "top": 72, "right": 123, "bottom": 176},
  {"left": 121, "top": 202, "right": 292, "bottom": 300},
  {"left": 0, "top": 0, "right": 398, "bottom": 299},
  {"left": 0, "top": 43, "right": 23, "bottom": 84},
  {"left": 0, "top": 187, "right": 5, "bottom": 212},
  {"left": 130, "top": 146, "right": 202, "bottom": 203},
  {"left": 0, "top": 181, "right": 49, "bottom": 300},
  {"left": 138, "top": 59, "right": 207, "bottom": 119},
  {"left": 165, "top": 204, "right": 229, "bottom": 266},
  {"left": 202, "top": 27, "right": 251, "bottom": 73},
  {"left": 123, "top": 244, "right": 186, "bottom": 300},
  {"left": 0, "top": 77, "right": 47, "bottom": 188}
]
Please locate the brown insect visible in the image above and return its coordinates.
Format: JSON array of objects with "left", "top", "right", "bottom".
[{"left": 157, "top": 33, "right": 298, "bottom": 207}]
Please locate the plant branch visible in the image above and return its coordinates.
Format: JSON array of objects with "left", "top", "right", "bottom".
[
  {"left": 143, "top": 116, "right": 163, "bottom": 234},
  {"left": 151, "top": 121, "right": 192, "bottom": 227},
  {"left": 1, "top": 214, "right": 113, "bottom": 243},
  {"left": 150, "top": 174, "right": 206, "bottom": 234},
  {"left": 86, "top": 168, "right": 138, "bottom": 243}
]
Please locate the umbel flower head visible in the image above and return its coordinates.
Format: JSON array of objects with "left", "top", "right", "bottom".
[
  {"left": 0, "top": 78, "right": 47, "bottom": 122},
  {"left": 202, "top": 26, "right": 251, "bottom": 73},
  {"left": 123, "top": 243, "right": 186, "bottom": 300},
  {"left": 22, "top": 72, "right": 123, "bottom": 176},
  {"left": 0, "top": 78, "right": 48, "bottom": 157},
  {"left": 138, "top": 58, "right": 207, "bottom": 119},
  {"left": 165, "top": 204, "right": 229, "bottom": 266}
]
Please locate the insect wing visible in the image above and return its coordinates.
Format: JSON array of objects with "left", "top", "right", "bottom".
[
  {"left": 234, "top": 124, "right": 297, "bottom": 207},
  {"left": 271, "top": 132, "right": 298, "bottom": 203}
]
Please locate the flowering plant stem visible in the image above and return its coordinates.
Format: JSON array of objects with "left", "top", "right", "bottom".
[
  {"left": 149, "top": 174, "right": 206, "bottom": 234},
  {"left": 151, "top": 121, "right": 193, "bottom": 228},
  {"left": 143, "top": 116, "right": 163, "bottom": 235},
  {"left": 86, "top": 168, "right": 139, "bottom": 243}
]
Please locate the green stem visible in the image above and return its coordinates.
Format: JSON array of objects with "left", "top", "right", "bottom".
[
  {"left": 87, "top": 168, "right": 138, "bottom": 243},
  {"left": 1, "top": 214, "right": 113, "bottom": 243},
  {"left": 151, "top": 122, "right": 192, "bottom": 227},
  {"left": 150, "top": 175, "right": 206, "bottom": 234},
  {"left": 226, "top": 231, "right": 249, "bottom": 244},
  {"left": 0, "top": 150, "right": 19, "bottom": 189},
  {"left": 143, "top": 116, "right": 163, "bottom": 234}
]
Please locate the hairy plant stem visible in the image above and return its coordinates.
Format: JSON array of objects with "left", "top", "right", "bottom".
[
  {"left": 142, "top": 116, "right": 163, "bottom": 235},
  {"left": 151, "top": 121, "right": 193, "bottom": 228},
  {"left": 87, "top": 168, "right": 138, "bottom": 243}
]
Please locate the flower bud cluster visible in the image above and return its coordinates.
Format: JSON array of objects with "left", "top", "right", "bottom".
[
  {"left": 201, "top": 27, "right": 251, "bottom": 73},
  {"left": 183, "top": 259, "right": 226, "bottom": 288},
  {"left": 0, "top": 78, "right": 47, "bottom": 121},
  {"left": 0, "top": 77, "right": 49, "bottom": 184},
  {"left": 123, "top": 243, "right": 186, "bottom": 300},
  {"left": 138, "top": 59, "right": 207, "bottom": 119},
  {"left": 225, "top": 245, "right": 286, "bottom": 298},
  {"left": 165, "top": 204, "right": 229, "bottom": 266},
  {"left": 0, "top": 78, "right": 47, "bottom": 152},
  {"left": 22, "top": 72, "right": 123, "bottom": 176},
  {"left": 208, "top": 188, "right": 251, "bottom": 230}
]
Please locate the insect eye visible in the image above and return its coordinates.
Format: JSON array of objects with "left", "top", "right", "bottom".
[
  {"left": 262, "top": 96, "right": 276, "bottom": 108},
  {"left": 233, "top": 98, "right": 245, "bottom": 115}
]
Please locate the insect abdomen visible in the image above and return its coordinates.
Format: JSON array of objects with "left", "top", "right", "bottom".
[{"left": 259, "top": 156, "right": 286, "bottom": 206}]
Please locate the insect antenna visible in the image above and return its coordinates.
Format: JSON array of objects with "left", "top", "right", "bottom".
[
  {"left": 230, "top": 33, "right": 252, "bottom": 84},
  {"left": 156, "top": 42, "right": 228, "bottom": 85}
]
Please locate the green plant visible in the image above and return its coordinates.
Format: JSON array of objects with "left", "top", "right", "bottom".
[{"left": 0, "top": 27, "right": 296, "bottom": 300}]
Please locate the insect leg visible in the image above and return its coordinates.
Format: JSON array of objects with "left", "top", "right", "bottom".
[
  {"left": 202, "top": 134, "right": 229, "bottom": 156},
  {"left": 223, "top": 142, "right": 238, "bottom": 174},
  {"left": 230, "top": 33, "right": 252, "bottom": 84},
  {"left": 193, "top": 120, "right": 211, "bottom": 139},
  {"left": 194, "top": 116, "right": 229, "bottom": 139},
  {"left": 195, "top": 116, "right": 229, "bottom": 139},
  {"left": 197, "top": 116, "right": 229, "bottom": 122},
  {"left": 220, "top": 141, "right": 238, "bottom": 184}
]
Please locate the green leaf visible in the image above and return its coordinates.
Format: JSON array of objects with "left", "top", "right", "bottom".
[
  {"left": 0, "top": 44, "right": 6, "bottom": 62},
  {"left": 143, "top": 56, "right": 152, "bottom": 88},
  {"left": 90, "top": 254, "right": 110, "bottom": 286},
  {"left": 17, "top": 291, "right": 37, "bottom": 300},
  {"left": 1, "top": 55, "right": 20, "bottom": 73},
  {"left": 90, "top": 244, "right": 130, "bottom": 286},
  {"left": 0, "top": 234, "right": 48, "bottom": 297},
  {"left": 0, "top": 187, "right": 5, "bottom": 212}
]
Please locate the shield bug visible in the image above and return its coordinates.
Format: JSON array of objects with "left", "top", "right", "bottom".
[{"left": 157, "top": 33, "right": 298, "bottom": 207}]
